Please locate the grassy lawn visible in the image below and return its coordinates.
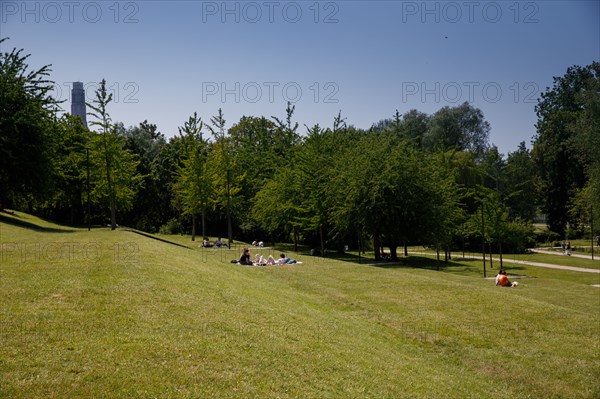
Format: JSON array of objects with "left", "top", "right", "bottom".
[
  {"left": 403, "top": 246, "right": 600, "bottom": 270},
  {"left": 1, "top": 211, "right": 599, "bottom": 398}
]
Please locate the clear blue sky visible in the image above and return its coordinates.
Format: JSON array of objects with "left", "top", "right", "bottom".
[{"left": 2, "top": 0, "right": 598, "bottom": 155}]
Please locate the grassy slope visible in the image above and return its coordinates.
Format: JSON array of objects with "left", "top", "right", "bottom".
[{"left": 1, "top": 212, "right": 599, "bottom": 398}]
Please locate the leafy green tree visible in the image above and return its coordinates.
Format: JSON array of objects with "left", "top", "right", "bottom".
[
  {"left": 173, "top": 112, "right": 214, "bottom": 241},
  {"left": 505, "top": 142, "right": 538, "bottom": 221},
  {"left": 228, "top": 107, "right": 302, "bottom": 235},
  {"left": 228, "top": 117, "right": 278, "bottom": 182},
  {"left": 568, "top": 71, "right": 600, "bottom": 235},
  {"left": 204, "top": 109, "right": 246, "bottom": 242},
  {"left": 122, "top": 121, "right": 171, "bottom": 232},
  {"left": 294, "top": 124, "right": 334, "bottom": 255},
  {"left": 87, "top": 79, "right": 139, "bottom": 229},
  {"left": 207, "top": 108, "right": 227, "bottom": 141},
  {"left": 45, "top": 114, "right": 90, "bottom": 224},
  {"left": 330, "top": 132, "right": 459, "bottom": 260},
  {"left": 0, "top": 38, "right": 57, "bottom": 210},
  {"left": 532, "top": 62, "right": 599, "bottom": 236},
  {"left": 251, "top": 165, "right": 303, "bottom": 248},
  {"left": 373, "top": 109, "right": 430, "bottom": 146},
  {"left": 423, "top": 102, "right": 490, "bottom": 160},
  {"left": 271, "top": 101, "right": 300, "bottom": 151}
]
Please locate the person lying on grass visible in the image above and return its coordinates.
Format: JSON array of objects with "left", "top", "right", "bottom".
[
  {"left": 496, "top": 270, "right": 518, "bottom": 287},
  {"left": 254, "top": 254, "right": 267, "bottom": 266},
  {"left": 267, "top": 253, "right": 297, "bottom": 265}
]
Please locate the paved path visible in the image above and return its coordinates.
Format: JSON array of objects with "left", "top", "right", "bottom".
[
  {"left": 408, "top": 252, "right": 600, "bottom": 274},
  {"left": 531, "top": 248, "right": 599, "bottom": 261}
]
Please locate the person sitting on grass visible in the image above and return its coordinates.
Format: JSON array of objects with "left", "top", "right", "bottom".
[
  {"left": 239, "top": 248, "right": 253, "bottom": 266},
  {"left": 497, "top": 270, "right": 518, "bottom": 287},
  {"left": 202, "top": 237, "right": 211, "bottom": 248}
]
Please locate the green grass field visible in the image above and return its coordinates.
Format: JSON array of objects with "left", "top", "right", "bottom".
[{"left": 1, "top": 211, "right": 599, "bottom": 398}]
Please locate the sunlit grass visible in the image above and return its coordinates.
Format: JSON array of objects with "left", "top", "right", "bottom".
[{"left": 1, "top": 212, "right": 599, "bottom": 398}]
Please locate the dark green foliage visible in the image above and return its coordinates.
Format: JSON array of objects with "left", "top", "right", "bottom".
[
  {"left": 121, "top": 121, "right": 171, "bottom": 232},
  {"left": 42, "top": 114, "right": 90, "bottom": 224},
  {"left": 534, "top": 228, "right": 561, "bottom": 245},
  {"left": 87, "top": 80, "right": 140, "bottom": 229},
  {"left": 158, "top": 217, "right": 184, "bottom": 235},
  {"left": 423, "top": 102, "right": 490, "bottom": 160},
  {"left": 532, "top": 62, "right": 600, "bottom": 236},
  {"left": 505, "top": 142, "right": 538, "bottom": 221},
  {"left": 0, "top": 38, "right": 57, "bottom": 209}
]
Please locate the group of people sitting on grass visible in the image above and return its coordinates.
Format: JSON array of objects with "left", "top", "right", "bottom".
[
  {"left": 495, "top": 270, "right": 518, "bottom": 287},
  {"left": 238, "top": 248, "right": 297, "bottom": 266},
  {"left": 202, "top": 237, "right": 228, "bottom": 248}
]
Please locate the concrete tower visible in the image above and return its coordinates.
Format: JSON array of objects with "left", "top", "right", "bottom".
[{"left": 71, "top": 82, "right": 87, "bottom": 127}]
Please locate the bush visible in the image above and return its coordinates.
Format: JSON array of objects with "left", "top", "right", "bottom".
[
  {"left": 501, "top": 220, "right": 536, "bottom": 253},
  {"left": 535, "top": 228, "right": 561, "bottom": 245},
  {"left": 158, "top": 218, "right": 183, "bottom": 235},
  {"left": 566, "top": 226, "right": 579, "bottom": 240}
]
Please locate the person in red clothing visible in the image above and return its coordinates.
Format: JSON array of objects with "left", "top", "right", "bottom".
[{"left": 497, "top": 270, "right": 518, "bottom": 287}]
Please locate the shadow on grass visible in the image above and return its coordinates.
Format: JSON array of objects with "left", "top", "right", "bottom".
[
  {"left": 0, "top": 213, "right": 76, "bottom": 233},
  {"left": 324, "top": 251, "right": 533, "bottom": 278},
  {"left": 125, "top": 229, "right": 193, "bottom": 250},
  {"left": 324, "top": 251, "right": 471, "bottom": 272}
]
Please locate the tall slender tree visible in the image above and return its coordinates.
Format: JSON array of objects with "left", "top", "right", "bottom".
[
  {"left": 173, "top": 112, "right": 213, "bottom": 241},
  {"left": 87, "top": 79, "right": 139, "bottom": 229}
]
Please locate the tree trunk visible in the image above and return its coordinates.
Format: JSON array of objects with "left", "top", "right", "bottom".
[
  {"left": 201, "top": 209, "right": 206, "bottom": 239},
  {"left": 390, "top": 246, "right": 398, "bottom": 261},
  {"left": 374, "top": 234, "right": 381, "bottom": 260},
  {"left": 104, "top": 140, "right": 117, "bottom": 230},
  {"left": 191, "top": 214, "right": 196, "bottom": 241},
  {"left": 319, "top": 224, "right": 325, "bottom": 257},
  {"left": 404, "top": 242, "right": 408, "bottom": 257},
  {"left": 293, "top": 227, "right": 298, "bottom": 252},
  {"left": 0, "top": 185, "right": 5, "bottom": 211},
  {"left": 499, "top": 240, "right": 503, "bottom": 269},
  {"left": 489, "top": 243, "right": 493, "bottom": 269}
]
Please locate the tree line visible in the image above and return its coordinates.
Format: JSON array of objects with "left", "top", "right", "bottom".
[{"left": 1, "top": 39, "right": 598, "bottom": 258}]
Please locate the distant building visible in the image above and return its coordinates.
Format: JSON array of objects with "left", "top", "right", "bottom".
[{"left": 71, "top": 82, "right": 87, "bottom": 127}]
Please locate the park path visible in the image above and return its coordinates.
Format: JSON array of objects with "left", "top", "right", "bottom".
[
  {"left": 408, "top": 252, "right": 600, "bottom": 274},
  {"left": 530, "top": 248, "right": 599, "bottom": 261}
]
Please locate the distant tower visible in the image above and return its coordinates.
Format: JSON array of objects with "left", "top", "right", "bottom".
[{"left": 71, "top": 82, "right": 87, "bottom": 127}]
